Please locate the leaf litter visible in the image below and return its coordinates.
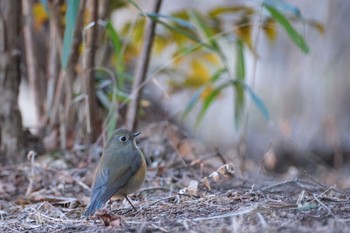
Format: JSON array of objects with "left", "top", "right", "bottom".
[{"left": 1, "top": 123, "right": 350, "bottom": 232}]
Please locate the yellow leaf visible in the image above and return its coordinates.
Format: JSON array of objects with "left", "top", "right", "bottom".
[
  {"left": 201, "top": 52, "right": 220, "bottom": 66},
  {"left": 167, "top": 80, "right": 183, "bottom": 94},
  {"left": 132, "top": 18, "right": 146, "bottom": 42},
  {"left": 172, "top": 10, "right": 190, "bottom": 21},
  {"left": 172, "top": 51, "right": 186, "bottom": 67},
  {"left": 235, "top": 17, "right": 253, "bottom": 50},
  {"left": 306, "top": 19, "right": 325, "bottom": 34},
  {"left": 33, "top": 3, "right": 48, "bottom": 30},
  {"left": 154, "top": 35, "right": 168, "bottom": 54},
  {"left": 262, "top": 18, "right": 277, "bottom": 41},
  {"left": 169, "top": 28, "right": 193, "bottom": 47},
  {"left": 184, "top": 60, "right": 210, "bottom": 88},
  {"left": 123, "top": 43, "right": 139, "bottom": 63},
  {"left": 200, "top": 86, "right": 214, "bottom": 100},
  {"left": 121, "top": 18, "right": 145, "bottom": 42},
  {"left": 209, "top": 6, "right": 255, "bottom": 18}
]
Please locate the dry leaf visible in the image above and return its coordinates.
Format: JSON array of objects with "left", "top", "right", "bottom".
[
  {"left": 96, "top": 211, "right": 123, "bottom": 227},
  {"left": 179, "top": 180, "right": 198, "bottom": 196}
]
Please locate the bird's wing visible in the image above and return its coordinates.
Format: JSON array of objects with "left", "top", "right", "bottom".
[{"left": 86, "top": 149, "right": 142, "bottom": 215}]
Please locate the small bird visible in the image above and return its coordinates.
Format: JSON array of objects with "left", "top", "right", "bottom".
[{"left": 84, "top": 128, "right": 147, "bottom": 217}]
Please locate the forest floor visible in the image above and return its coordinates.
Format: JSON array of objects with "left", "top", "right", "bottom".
[{"left": 1, "top": 123, "right": 350, "bottom": 233}]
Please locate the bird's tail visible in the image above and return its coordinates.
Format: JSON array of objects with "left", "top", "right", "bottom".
[{"left": 84, "top": 200, "right": 103, "bottom": 217}]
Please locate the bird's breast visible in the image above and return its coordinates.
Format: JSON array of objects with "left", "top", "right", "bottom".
[{"left": 114, "top": 151, "right": 147, "bottom": 196}]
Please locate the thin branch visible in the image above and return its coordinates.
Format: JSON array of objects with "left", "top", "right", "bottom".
[
  {"left": 25, "top": 151, "right": 37, "bottom": 196},
  {"left": 125, "top": 0, "right": 163, "bottom": 131},
  {"left": 83, "top": 0, "right": 99, "bottom": 143}
]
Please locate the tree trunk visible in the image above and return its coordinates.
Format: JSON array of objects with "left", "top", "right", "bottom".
[{"left": 0, "top": 0, "right": 24, "bottom": 164}]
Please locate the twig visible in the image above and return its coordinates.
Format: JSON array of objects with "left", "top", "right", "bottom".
[
  {"left": 260, "top": 177, "right": 324, "bottom": 192},
  {"left": 59, "top": 104, "right": 67, "bottom": 150},
  {"left": 193, "top": 204, "right": 259, "bottom": 221},
  {"left": 256, "top": 212, "right": 267, "bottom": 227},
  {"left": 140, "top": 186, "right": 173, "bottom": 193},
  {"left": 151, "top": 223, "right": 169, "bottom": 232},
  {"left": 312, "top": 193, "right": 337, "bottom": 218},
  {"left": 296, "top": 190, "right": 305, "bottom": 207},
  {"left": 4, "top": 225, "right": 21, "bottom": 233},
  {"left": 72, "top": 177, "right": 91, "bottom": 192},
  {"left": 25, "top": 151, "right": 37, "bottom": 196},
  {"left": 190, "top": 150, "right": 225, "bottom": 166},
  {"left": 29, "top": 206, "right": 82, "bottom": 224},
  {"left": 125, "top": 0, "right": 163, "bottom": 131}
]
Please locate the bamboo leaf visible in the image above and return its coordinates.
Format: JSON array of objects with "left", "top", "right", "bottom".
[
  {"left": 184, "top": 60, "right": 210, "bottom": 88},
  {"left": 209, "top": 6, "right": 255, "bottom": 18},
  {"left": 234, "top": 40, "right": 245, "bottom": 128},
  {"left": 127, "top": 0, "right": 145, "bottom": 15},
  {"left": 234, "top": 83, "right": 245, "bottom": 129},
  {"left": 183, "top": 86, "right": 206, "bottom": 118},
  {"left": 33, "top": 2, "right": 49, "bottom": 29},
  {"left": 263, "top": 3, "right": 309, "bottom": 53},
  {"left": 195, "top": 82, "right": 230, "bottom": 127},
  {"left": 264, "top": 0, "right": 301, "bottom": 17},
  {"left": 107, "top": 113, "right": 117, "bottom": 139},
  {"left": 147, "top": 13, "right": 200, "bottom": 43},
  {"left": 244, "top": 85, "right": 269, "bottom": 120},
  {"left": 210, "top": 68, "right": 227, "bottom": 83},
  {"left": 235, "top": 40, "right": 245, "bottom": 79},
  {"left": 147, "top": 13, "right": 195, "bottom": 30},
  {"left": 305, "top": 19, "right": 325, "bottom": 34},
  {"left": 106, "top": 21, "right": 125, "bottom": 72},
  {"left": 262, "top": 18, "right": 277, "bottom": 41},
  {"left": 61, "top": 0, "right": 80, "bottom": 69},
  {"left": 235, "top": 17, "right": 253, "bottom": 51},
  {"left": 189, "top": 10, "right": 220, "bottom": 52},
  {"left": 39, "top": 0, "right": 49, "bottom": 13}
]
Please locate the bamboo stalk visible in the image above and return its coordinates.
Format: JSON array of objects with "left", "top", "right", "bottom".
[{"left": 125, "top": 0, "right": 163, "bottom": 131}]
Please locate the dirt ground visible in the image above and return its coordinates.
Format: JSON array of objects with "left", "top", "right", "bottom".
[{"left": 1, "top": 124, "right": 350, "bottom": 232}]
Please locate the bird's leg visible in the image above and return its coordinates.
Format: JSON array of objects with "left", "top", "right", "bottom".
[{"left": 124, "top": 195, "right": 137, "bottom": 211}]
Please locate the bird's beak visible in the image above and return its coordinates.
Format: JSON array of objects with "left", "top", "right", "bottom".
[{"left": 131, "top": 131, "right": 141, "bottom": 139}]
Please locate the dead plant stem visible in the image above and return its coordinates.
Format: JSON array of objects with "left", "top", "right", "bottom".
[{"left": 125, "top": 0, "right": 163, "bottom": 131}]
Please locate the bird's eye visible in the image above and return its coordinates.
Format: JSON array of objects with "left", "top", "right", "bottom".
[{"left": 119, "top": 136, "right": 127, "bottom": 142}]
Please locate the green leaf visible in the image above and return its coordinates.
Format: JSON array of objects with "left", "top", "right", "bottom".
[
  {"left": 235, "top": 40, "right": 245, "bottom": 79},
  {"left": 127, "top": 0, "right": 144, "bottom": 14},
  {"left": 107, "top": 113, "right": 117, "bottom": 139},
  {"left": 147, "top": 13, "right": 196, "bottom": 30},
  {"left": 189, "top": 10, "right": 220, "bottom": 52},
  {"left": 234, "top": 40, "right": 245, "bottom": 128},
  {"left": 264, "top": 0, "right": 301, "bottom": 17},
  {"left": 183, "top": 87, "right": 205, "bottom": 118},
  {"left": 233, "top": 83, "right": 245, "bottom": 129},
  {"left": 106, "top": 21, "right": 125, "bottom": 73},
  {"left": 263, "top": 3, "right": 309, "bottom": 54},
  {"left": 210, "top": 68, "right": 227, "bottom": 83},
  {"left": 244, "top": 84, "right": 269, "bottom": 120},
  {"left": 146, "top": 13, "right": 200, "bottom": 44},
  {"left": 196, "top": 82, "right": 231, "bottom": 127},
  {"left": 61, "top": 0, "right": 80, "bottom": 70}
]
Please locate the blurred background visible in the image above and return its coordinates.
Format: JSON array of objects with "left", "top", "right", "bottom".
[{"left": 2, "top": 0, "right": 349, "bottom": 181}]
